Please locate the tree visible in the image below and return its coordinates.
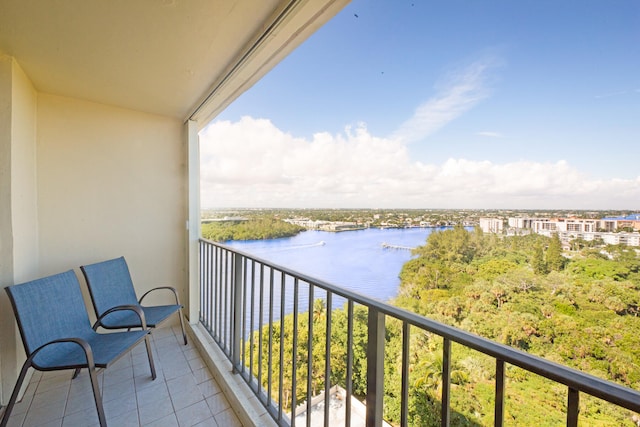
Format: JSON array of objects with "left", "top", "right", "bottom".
[
  {"left": 532, "top": 243, "right": 548, "bottom": 275},
  {"left": 546, "top": 233, "right": 565, "bottom": 272},
  {"left": 414, "top": 224, "right": 477, "bottom": 264}
]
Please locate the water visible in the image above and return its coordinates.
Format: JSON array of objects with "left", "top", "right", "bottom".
[{"left": 225, "top": 227, "right": 445, "bottom": 311}]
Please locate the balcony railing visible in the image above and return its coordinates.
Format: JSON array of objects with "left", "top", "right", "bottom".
[{"left": 199, "top": 238, "right": 640, "bottom": 426}]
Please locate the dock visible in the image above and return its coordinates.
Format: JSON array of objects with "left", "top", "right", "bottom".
[{"left": 381, "top": 242, "right": 415, "bottom": 251}]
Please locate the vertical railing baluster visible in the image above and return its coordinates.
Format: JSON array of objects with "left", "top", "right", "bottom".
[
  {"left": 278, "top": 273, "right": 286, "bottom": 421},
  {"left": 267, "top": 268, "right": 274, "bottom": 408},
  {"left": 232, "top": 253, "right": 243, "bottom": 372},
  {"left": 204, "top": 242, "right": 210, "bottom": 329},
  {"left": 198, "top": 242, "right": 202, "bottom": 321},
  {"left": 220, "top": 248, "right": 225, "bottom": 347},
  {"left": 249, "top": 260, "right": 256, "bottom": 385},
  {"left": 214, "top": 249, "right": 225, "bottom": 344},
  {"left": 257, "top": 263, "right": 264, "bottom": 398},
  {"left": 306, "top": 285, "right": 314, "bottom": 427},
  {"left": 199, "top": 241, "right": 205, "bottom": 324},
  {"left": 567, "top": 387, "right": 579, "bottom": 427},
  {"left": 495, "top": 359, "right": 505, "bottom": 427},
  {"left": 324, "top": 292, "right": 332, "bottom": 427},
  {"left": 401, "top": 322, "right": 410, "bottom": 427},
  {"left": 240, "top": 257, "right": 248, "bottom": 375},
  {"left": 216, "top": 246, "right": 221, "bottom": 341},
  {"left": 212, "top": 245, "right": 217, "bottom": 335},
  {"left": 215, "top": 247, "right": 219, "bottom": 339},
  {"left": 346, "top": 301, "right": 354, "bottom": 427},
  {"left": 291, "top": 278, "right": 299, "bottom": 427},
  {"left": 366, "top": 307, "right": 385, "bottom": 427},
  {"left": 441, "top": 338, "right": 451, "bottom": 427},
  {"left": 224, "top": 249, "right": 229, "bottom": 353},
  {"left": 213, "top": 246, "right": 218, "bottom": 337},
  {"left": 206, "top": 244, "right": 211, "bottom": 331}
]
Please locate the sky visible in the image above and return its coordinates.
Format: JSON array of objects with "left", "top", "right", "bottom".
[{"left": 200, "top": 0, "right": 640, "bottom": 210}]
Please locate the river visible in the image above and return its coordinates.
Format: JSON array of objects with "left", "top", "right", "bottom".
[{"left": 225, "top": 227, "right": 446, "bottom": 312}]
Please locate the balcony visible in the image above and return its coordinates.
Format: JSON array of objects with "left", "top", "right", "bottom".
[{"left": 4, "top": 240, "right": 640, "bottom": 426}]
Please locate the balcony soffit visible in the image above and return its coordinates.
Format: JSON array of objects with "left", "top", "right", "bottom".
[{"left": 0, "top": 0, "right": 348, "bottom": 124}]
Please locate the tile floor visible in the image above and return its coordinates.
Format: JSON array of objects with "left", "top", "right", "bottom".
[{"left": 2, "top": 325, "right": 243, "bottom": 427}]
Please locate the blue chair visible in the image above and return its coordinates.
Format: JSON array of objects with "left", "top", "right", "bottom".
[
  {"left": 1, "top": 270, "right": 156, "bottom": 427},
  {"left": 81, "top": 256, "right": 187, "bottom": 345}
]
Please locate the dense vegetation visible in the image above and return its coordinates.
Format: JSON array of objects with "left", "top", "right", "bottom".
[
  {"left": 246, "top": 226, "right": 640, "bottom": 426},
  {"left": 393, "top": 226, "right": 640, "bottom": 425},
  {"left": 201, "top": 219, "right": 304, "bottom": 241}
]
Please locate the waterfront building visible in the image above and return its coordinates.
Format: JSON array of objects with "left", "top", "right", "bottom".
[
  {"left": 504, "top": 215, "right": 640, "bottom": 247},
  {"left": 601, "top": 214, "right": 640, "bottom": 232},
  {"left": 479, "top": 217, "right": 504, "bottom": 234},
  {"left": 508, "top": 217, "right": 538, "bottom": 229}
]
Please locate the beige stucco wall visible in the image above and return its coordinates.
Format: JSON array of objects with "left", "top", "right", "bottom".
[
  {"left": 10, "top": 61, "right": 39, "bottom": 284},
  {"left": 0, "top": 56, "right": 38, "bottom": 406},
  {"left": 36, "top": 94, "right": 187, "bottom": 310},
  {"left": 0, "top": 58, "right": 190, "bottom": 407},
  {"left": 1, "top": 76, "right": 189, "bottom": 408}
]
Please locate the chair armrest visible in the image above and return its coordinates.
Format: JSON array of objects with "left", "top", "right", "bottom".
[
  {"left": 29, "top": 337, "right": 95, "bottom": 369},
  {"left": 93, "top": 304, "right": 148, "bottom": 331},
  {"left": 138, "top": 286, "right": 182, "bottom": 306}
]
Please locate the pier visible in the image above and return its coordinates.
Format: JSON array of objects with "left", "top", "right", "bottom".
[{"left": 381, "top": 242, "right": 416, "bottom": 251}]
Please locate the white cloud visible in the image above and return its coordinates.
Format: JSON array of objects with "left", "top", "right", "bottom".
[
  {"left": 200, "top": 116, "right": 640, "bottom": 209},
  {"left": 390, "top": 56, "right": 501, "bottom": 143},
  {"left": 477, "top": 131, "right": 503, "bottom": 138}
]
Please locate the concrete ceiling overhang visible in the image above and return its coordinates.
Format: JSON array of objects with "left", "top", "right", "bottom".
[{"left": 0, "top": 0, "right": 349, "bottom": 126}]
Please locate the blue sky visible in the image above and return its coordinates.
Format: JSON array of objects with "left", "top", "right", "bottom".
[{"left": 200, "top": 0, "right": 639, "bottom": 209}]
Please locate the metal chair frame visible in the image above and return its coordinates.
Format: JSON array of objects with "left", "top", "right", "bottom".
[
  {"left": 81, "top": 256, "right": 187, "bottom": 345},
  {"left": 1, "top": 270, "right": 156, "bottom": 427}
]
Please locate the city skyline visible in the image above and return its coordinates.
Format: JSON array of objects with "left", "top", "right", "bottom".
[{"left": 200, "top": 0, "right": 639, "bottom": 209}]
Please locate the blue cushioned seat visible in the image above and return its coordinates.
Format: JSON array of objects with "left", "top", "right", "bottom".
[
  {"left": 1, "top": 270, "right": 156, "bottom": 427},
  {"left": 81, "top": 256, "right": 187, "bottom": 345}
]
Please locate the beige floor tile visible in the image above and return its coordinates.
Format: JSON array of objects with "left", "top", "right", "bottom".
[
  {"left": 175, "top": 400, "right": 213, "bottom": 427},
  {"left": 193, "top": 417, "right": 218, "bottom": 427},
  {"left": 197, "top": 379, "right": 221, "bottom": 398},
  {"left": 64, "top": 391, "right": 97, "bottom": 416},
  {"left": 143, "top": 413, "right": 179, "bottom": 427},
  {"left": 214, "top": 408, "right": 242, "bottom": 427},
  {"left": 136, "top": 380, "right": 170, "bottom": 408},
  {"left": 10, "top": 333, "right": 251, "bottom": 427},
  {"left": 205, "top": 393, "right": 230, "bottom": 416},
  {"left": 23, "top": 399, "right": 66, "bottom": 426},
  {"left": 138, "top": 394, "right": 175, "bottom": 426},
  {"left": 61, "top": 406, "right": 100, "bottom": 427},
  {"left": 192, "top": 367, "right": 213, "bottom": 385},
  {"left": 4, "top": 410, "right": 27, "bottom": 427},
  {"left": 30, "top": 385, "right": 69, "bottom": 410},
  {"left": 105, "top": 408, "right": 140, "bottom": 427}
]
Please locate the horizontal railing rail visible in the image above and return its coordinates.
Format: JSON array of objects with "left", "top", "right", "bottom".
[{"left": 199, "top": 238, "right": 640, "bottom": 427}]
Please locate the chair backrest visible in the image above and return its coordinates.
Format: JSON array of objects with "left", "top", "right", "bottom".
[
  {"left": 5, "top": 270, "right": 92, "bottom": 357},
  {"left": 81, "top": 256, "right": 139, "bottom": 318}
]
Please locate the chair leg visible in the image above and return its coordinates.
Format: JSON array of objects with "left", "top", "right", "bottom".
[
  {"left": 178, "top": 308, "right": 187, "bottom": 345},
  {"left": 88, "top": 365, "right": 107, "bottom": 427},
  {"left": 144, "top": 335, "right": 157, "bottom": 380},
  {"left": 0, "top": 362, "right": 31, "bottom": 427},
  {"left": 72, "top": 368, "right": 81, "bottom": 379}
]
